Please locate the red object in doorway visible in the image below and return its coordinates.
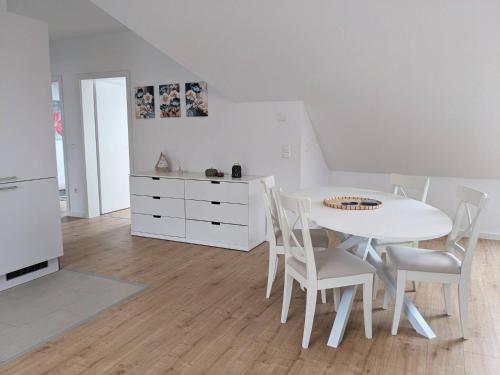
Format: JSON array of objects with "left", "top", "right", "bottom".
[{"left": 53, "top": 111, "right": 63, "bottom": 136}]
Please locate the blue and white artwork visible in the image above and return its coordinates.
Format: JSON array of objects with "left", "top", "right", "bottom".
[
  {"left": 185, "top": 81, "right": 208, "bottom": 117},
  {"left": 134, "top": 86, "right": 155, "bottom": 119},
  {"left": 159, "top": 83, "right": 181, "bottom": 118}
]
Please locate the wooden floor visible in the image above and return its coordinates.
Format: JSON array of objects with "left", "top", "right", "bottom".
[{"left": 1, "top": 212, "right": 499, "bottom": 374}]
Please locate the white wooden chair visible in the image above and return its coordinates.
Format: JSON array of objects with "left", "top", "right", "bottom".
[
  {"left": 277, "top": 191, "right": 375, "bottom": 348},
  {"left": 385, "top": 185, "right": 488, "bottom": 337},
  {"left": 374, "top": 173, "right": 430, "bottom": 294},
  {"left": 261, "top": 177, "right": 330, "bottom": 299}
]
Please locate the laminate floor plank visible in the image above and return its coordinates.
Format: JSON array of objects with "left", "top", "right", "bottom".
[{"left": 1, "top": 212, "right": 499, "bottom": 374}]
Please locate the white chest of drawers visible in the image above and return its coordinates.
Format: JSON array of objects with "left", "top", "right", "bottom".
[{"left": 130, "top": 171, "right": 266, "bottom": 251}]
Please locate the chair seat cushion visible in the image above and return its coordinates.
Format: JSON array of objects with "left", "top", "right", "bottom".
[
  {"left": 276, "top": 228, "right": 329, "bottom": 248},
  {"left": 287, "top": 249, "right": 375, "bottom": 280},
  {"left": 387, "top": 245, "right": 462, "bottom": 274}
]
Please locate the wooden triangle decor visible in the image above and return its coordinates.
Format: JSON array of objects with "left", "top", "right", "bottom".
[{"left": 155, "top": 152, "right": 170, "bottom": 171}]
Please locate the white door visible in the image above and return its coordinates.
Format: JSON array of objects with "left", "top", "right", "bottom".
[{"left": 94, "top": 77, "right": 130, "bottom": 214}]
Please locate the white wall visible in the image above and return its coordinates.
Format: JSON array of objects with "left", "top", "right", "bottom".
[
  {"left": 93, "top": 0, "right": 500, "bottom": 179},
  {"left": 50, "top": 28, "right": 499, "bottom": 239},
  {"left": 330, "top": 171, "right": 500, "bottom": 239},
  {"left": 50, "top": 31, "right": 305, "bottom": 216},
  {"left": 300, "top": 104, "right": 329, "bottom": 189}
]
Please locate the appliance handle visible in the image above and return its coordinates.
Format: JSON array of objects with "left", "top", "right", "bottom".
[
  {"left": 0, "top": 176, "right": 17, "bottom": 182},
  {"left": 0, "top": 186, "right": 18, "bottom": 191}
]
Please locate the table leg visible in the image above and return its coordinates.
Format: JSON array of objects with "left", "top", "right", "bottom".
[
  {"left": 365, "top": 243, "right": 436, "bottom": 339},
  {"left": 327, "top": 238, "right": 369, "bottom": 348},
  {"left": 335, "top": 234, "right": 360, "bottom": 251},
  {"left": 327, "top": 236, "right": 436, "bottom": 348}
]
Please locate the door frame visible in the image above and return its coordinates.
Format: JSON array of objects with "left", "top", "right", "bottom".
[
  {"left": 78, "top": 70, "right": 134, "bottom": 217},
  {"left": 51, "top": 75, "right": 71, "bottom": 213}
]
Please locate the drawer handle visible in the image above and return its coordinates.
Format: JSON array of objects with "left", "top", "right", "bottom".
[
  {"left": 211, "top": 222, "right": 221, "bottom": 226},
  {"left": 152, "top": 177, "right": 160, "bottom": 181},
  {"left": 0, "top": 176, "right": 17, "bottom": 182},
  {"left": 211, "top": 201, "right": 221, "bottom": 205},
  {"left": 210, "top": 181, "right": 220, "bottom": 184},
  {"left": 153, "top": 196, "right": 161, "bottom": 200},
  {"left": 0, "top": 185, "right": 18, "bottom": 191},
  {"left": 153, "top": 215, "right": 161, "bottom": 218}
]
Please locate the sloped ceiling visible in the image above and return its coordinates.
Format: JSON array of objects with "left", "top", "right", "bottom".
[
  {"left": 92, "top": 0, "right": 500, "bottom": 178},
  {"left": 7, "top": 0, "right": 127, "bottom": 40}
]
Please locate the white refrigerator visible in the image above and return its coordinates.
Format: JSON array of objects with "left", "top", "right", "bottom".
[{"left": 0, "top": 12, "right": 63, "bottom": 290}]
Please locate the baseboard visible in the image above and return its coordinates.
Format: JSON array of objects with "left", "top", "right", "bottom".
[
  {"left": 479, "top": 231, "right": 500, "bottom": 240},
  {"left": 65, "top": 211, "right": 87, "bottom": 218}
]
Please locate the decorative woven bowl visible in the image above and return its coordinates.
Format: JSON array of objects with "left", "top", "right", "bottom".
[{"left": 323, "top": 196, "right": 382, "bottom": 210}]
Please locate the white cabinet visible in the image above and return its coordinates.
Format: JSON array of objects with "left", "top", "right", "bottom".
[
  {"left": 0, "top": 178, "right": 63, "bottom": 291},
  {"left": 0, "top": 13, "right": 56, "bottom": 182},
  {"left": 130, "top": 172, "right": 266, "bottom": 251},
  {"left": 0, "top": 13, "right": 63, "bottom": 291},
  {"left": 0, "top": 179, "right": 63, "bottom": 276}
]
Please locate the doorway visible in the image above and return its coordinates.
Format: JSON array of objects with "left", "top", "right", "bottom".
[
  {"left": 80, "top": 74, "right": 131, "bottom": 217},
  {"left": 51, "top": 78, "right": 69, "bottom": 217}
]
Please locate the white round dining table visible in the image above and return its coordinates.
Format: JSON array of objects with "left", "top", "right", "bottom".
[{"left": 296, "top": 186, "right": 453, "bottom": 347}]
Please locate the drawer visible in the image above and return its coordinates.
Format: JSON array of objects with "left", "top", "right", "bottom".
[
  {"left": 131, "top": 195, "right": 185, "bottom": 218},
  {"left": 186, "top": 219, "right": 248, "bottom": 249},
  {"left": 186, "top": 200, "right": 247, "bottom": 225},
  {"left": 185, "top": 179, "right": 248, "bottom": 204},
  {"left": 131, "top": 214, "right": 185, "bottom": 238},
  {"left": 130, "top": 176, "right": 184, "bottom": 198}
]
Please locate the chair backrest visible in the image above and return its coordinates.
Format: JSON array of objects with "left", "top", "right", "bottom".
[
  {"left": 275, "top": 191, "right": 317, "bottom": 282},
  {"left": 261, "top": 176, "right": 279, "bottom": 243},
  {"left": 446, "top": 185, "right": 488, "bottom": 277},
  {"left": 390, "top": 173, "right": 430, "bottom": 202}
]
